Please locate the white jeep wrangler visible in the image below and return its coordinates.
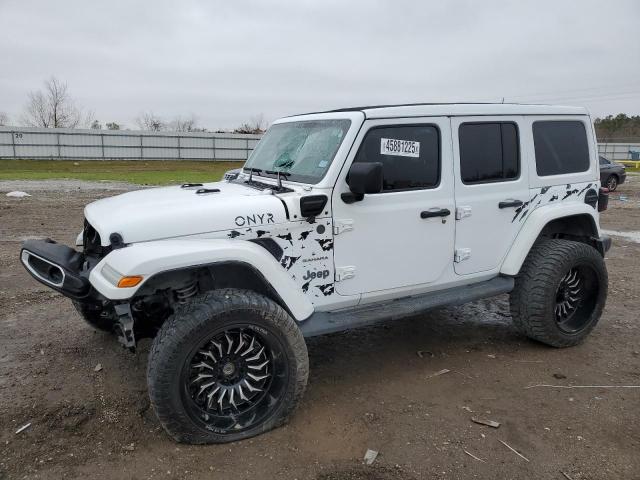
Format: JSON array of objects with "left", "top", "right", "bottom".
[{"left": 21, "top": 103, "right": 611, "bottom": 444}]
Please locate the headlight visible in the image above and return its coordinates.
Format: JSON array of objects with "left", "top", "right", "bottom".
[
  {"left": 101, "top": 264, "right": 143, "bottom": 288},
  {"left": 101, "top": 264, "right": 122, "bottom": 286}
]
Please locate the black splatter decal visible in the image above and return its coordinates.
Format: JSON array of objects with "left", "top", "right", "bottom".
[
  {"left": 298, "top": 231, "right": 311, "bottom": 241},
  {"left": 301, "top": 280, "right": 311, "bottom": 293},
  {"left": 566, "top": 184, "right": 571, "bottom": 189},
  {"left": 280, "top": 255, "right": 300, "bottom": 270},
  {"left": 578, "top": 183, "right": 593, "bottom": 196},
  {"left": 562, "top": 189, "right": 579, "bottom": 200},
  {"left": 228, "top": 230, "right": 242, "bottom": 239},
  {"left": 307, "top": 216, "right": 316, "bottom": 224},
  {"left": 256, "top": 230, "right": 267, "bottom": 237},
  {"left": 541, "top": 186, "right": 551, "bottom": 194},
  {"left": 512, "top": 194, "right": 538, "bottom": 223},
  {"left": 316, "top": 239, "right": 333, "bottom": 251},
  {"left": 549, "top": 194, "right": 559, "bottom": 202},
  {"left": 245, "top": 228, "right": 252, "bottom": 232},
  {"left": 277, "top": 233, "right": 293, "bottom": 245},
  {"left": 518, "top": 209, "right": 529, "bottom": 222},
  {"left": 316, "top": 283, "right": 334, "bottom": 296}
]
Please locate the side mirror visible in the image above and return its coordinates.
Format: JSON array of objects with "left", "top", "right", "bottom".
[{"left": 343, "top": 162, "right": 383, "bottom": 203}]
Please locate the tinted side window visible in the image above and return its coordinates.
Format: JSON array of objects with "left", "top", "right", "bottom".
[
  {"left": 533, "top": 121, "right": 590, "bottom": 176},
  {"left": 353, "top": 125, "right": 440, "bottom": 191},
  {"left": 459, "top": 122, "right": 519, "bottom": 183}
]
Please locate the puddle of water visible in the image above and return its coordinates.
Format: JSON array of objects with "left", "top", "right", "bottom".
[{"left": 601, "top": 229, "right": 640, "bottom": 243}]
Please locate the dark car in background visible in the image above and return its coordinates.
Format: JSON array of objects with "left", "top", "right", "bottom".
[{"left": 599, "top": 156, "right": 626, "bottom": 191}]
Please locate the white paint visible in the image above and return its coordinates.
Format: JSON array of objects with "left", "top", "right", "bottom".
[
  {"left": 90, "top": 239, "right": 314, "bottom": 320},
  {"left": 84, "top": 181, "right": 287, "bottom": 246},
  {"left": 331, "top": 116, "right": 455, "bottom": 296},
  {"left": 22, "top": 103, "right": 605, "bottom": 325},
  {"left": 501, "top": 202, "right": 600, "bottom": 275},
  {"left": 451, "top": 115, "right": 531, "bottom": 275}
]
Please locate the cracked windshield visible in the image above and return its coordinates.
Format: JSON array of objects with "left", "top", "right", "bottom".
[{"left": 244, "top": 119, "right": 351, "bottom": 184}]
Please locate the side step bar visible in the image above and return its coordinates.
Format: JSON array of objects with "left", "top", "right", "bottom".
[{"left": 299, "top": 276, "right": 514, "bottom": 337}]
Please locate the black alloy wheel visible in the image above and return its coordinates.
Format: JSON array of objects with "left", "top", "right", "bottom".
[
  {"left": 181, "top": 326, "right": 288, "bottom": 434},
  {"left": 554, "top": 266, "right": 599, "bottom": 334}
]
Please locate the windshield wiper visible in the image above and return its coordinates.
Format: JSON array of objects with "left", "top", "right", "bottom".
[
  {"left": 265, "top": 170, "right": 290, "bottom": 190},
  {"left": 275, "top": 160, "right": 295, "bottom": 170},
  {"left": 243, "top": 167, "right": 263, "bottom": 182}
]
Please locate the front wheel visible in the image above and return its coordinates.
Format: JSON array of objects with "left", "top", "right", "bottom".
[
  {"left": 510, "top": 239, "right": 608, "bottom": 347},
  {"left": 147, "top": 289, "right": 309, "bottom": 444}
]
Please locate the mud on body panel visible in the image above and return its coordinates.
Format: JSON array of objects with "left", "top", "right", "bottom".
[
  {"left": 513, "top": 181, "right": 598, "bottom": 223},
  {"left": 222, "top": 218, "right": 336, "bottom": 307}
]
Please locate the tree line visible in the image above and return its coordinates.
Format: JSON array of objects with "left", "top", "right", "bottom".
[
  {"left": 594, "top": 114, "right": 640, "bottom": 142},
  {"left": 0, "top": 76, "right": 266, "bottom": 134}
]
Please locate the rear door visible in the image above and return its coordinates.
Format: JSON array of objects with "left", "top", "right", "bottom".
[{"left": 451, "top": 117, "right": 530, "bottom": 275}]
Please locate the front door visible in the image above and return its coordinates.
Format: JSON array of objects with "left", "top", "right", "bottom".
[
  {"left": 451, "top": 116, "right": 530, "bottom": 275},
  {"left": 332, "top": 118, "right": 455, "bottom": 296}
]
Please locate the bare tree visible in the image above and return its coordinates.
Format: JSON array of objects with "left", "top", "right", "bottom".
[
  {"left": 135, "top": 111, "right": 164, "bottom": 131},
  {"left": 168, "top": 114, "right": 198, "bottom": 132},
  {"left": 234, "top": 113, "right": 266, "bottom": 134},
  {"left": 0, "top": 112, "right": 8, "bottom": 126},
  {"left": 106, "top": 122, "right": 121, "bottom": 130},
  {"left": 21, "top": 77, "right": 84, "bottom": 128},
  {"left": 91, "top": 120, "right": 102, "bottom": 130}
]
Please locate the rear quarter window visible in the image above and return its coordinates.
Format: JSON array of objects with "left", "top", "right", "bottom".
[{"left": 533, "top": 121, "right": 590, "bottom": 176}]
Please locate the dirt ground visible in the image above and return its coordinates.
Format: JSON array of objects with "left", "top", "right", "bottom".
[{"left": 1, "top": 178, "right": 639, "bottom": 480}]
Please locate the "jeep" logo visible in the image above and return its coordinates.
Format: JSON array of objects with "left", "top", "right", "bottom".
[
  {"left": 235, "top": 213, "right": 275, "bottom": 227},
  {"left": 303, "top": 269, "right": 330, "bottom": 281}
]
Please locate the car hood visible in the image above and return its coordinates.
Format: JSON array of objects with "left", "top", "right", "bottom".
[{"left": 84, "top": 180, "right": 291, "bottom": 246}]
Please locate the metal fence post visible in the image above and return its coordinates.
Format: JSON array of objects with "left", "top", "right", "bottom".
[
  {"left": 11, "top": 130, "right": 16, "bottom": 158},
  {"left": 101, "top": 134, "right": 105, "bottom": 159},
  {"left": 57, "top": 132, "right": 61, "bottom": 158},
  {"left": 177, "top": 135, "right": 181, "bottom": 159},
  {"left": 212, "top": 136, "right": 216, "bottom": 161},
  {"left": 140, "top": 133, "right": 143, "bottom": 159}
]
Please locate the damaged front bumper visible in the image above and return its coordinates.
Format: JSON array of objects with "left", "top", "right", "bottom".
[
  {"left": 20, "top": 239, "right": 98, "bottom": 299},
  {"left": 20, "top": 239, "right": 137, "bottom": 350}
]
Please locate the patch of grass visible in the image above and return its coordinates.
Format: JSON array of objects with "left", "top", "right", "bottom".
[{"left": 0, "top": 159, "right": 245, "bottom": 185}]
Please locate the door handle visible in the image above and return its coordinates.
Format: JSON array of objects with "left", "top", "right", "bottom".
[
  {"left": 420, "top": 208, "right": 451, "bottom": 219},
  {"left": 498, "top": 199, "right": 524, "bottom": 209}
]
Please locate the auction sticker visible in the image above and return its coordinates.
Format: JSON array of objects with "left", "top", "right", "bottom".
[{"left": 380, "top": 138, "right": 420, "bottom": 157}]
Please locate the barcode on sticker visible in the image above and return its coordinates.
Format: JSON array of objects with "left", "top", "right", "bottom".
[{"left": 381, "top": 138, "right": 420, "bottom": 158}]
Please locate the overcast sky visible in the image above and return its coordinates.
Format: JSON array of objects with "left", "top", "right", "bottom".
[{"left": 1, "top": 0, "right": 639, "bottom": 130}]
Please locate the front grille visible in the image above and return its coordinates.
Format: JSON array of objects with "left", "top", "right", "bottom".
[{"left": 83, "top": 220, "right": 111, "bottom": 257}]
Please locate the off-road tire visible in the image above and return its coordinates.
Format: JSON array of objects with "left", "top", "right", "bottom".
[
  {"left": 510, "top": 239, "right": 607, "bottom": 347},
  {"left": 72, "top": 301, "right": 116, "bottom": 332},
  {"left": 147, "top": 289, "right": 309, "bottom": 444}
]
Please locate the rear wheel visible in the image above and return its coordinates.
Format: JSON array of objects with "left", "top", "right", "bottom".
[
  {"left": 147, "top": 289, "right": 308, "bottom": 444},
  {"left": 510, "top": 239, "right": 607, "bottom": 347},
  {"left": 605, "top": 175, "right": 618, "bottom": 191}
]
